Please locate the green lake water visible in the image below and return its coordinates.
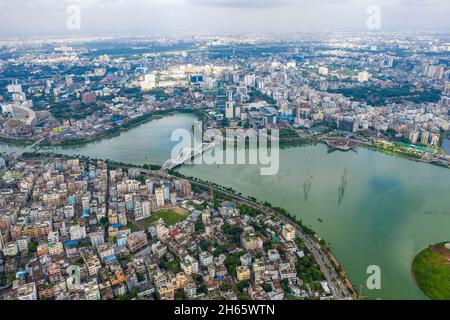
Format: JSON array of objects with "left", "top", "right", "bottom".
[{"left": 1, "top": 113, "right": 449, "bottom": 300}]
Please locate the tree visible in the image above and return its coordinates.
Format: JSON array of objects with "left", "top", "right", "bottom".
[
  {"left": 175, "top": 289, "right": 188, "bottom": 300},
  {"left": 195, "top": 220, "right": 205, "bottom": 232},
  {"left": 213, "top": 245, "right": 225, "bottom": 257},
  {"left": 99, "top": 217, "right": 109, "bottom": 227},
  {"left": 198, "top": 240, "right": 211, "bottom": 251},
  {"left": 262, "top": 283, "right": 272, "bottom": 293},
  {"left": 27, "top": 241, "right": 38, "bottom": 253},
  {"left": 239, "top": 293, "right": 251, "bottom": 300},
  {"left": 219, "top": 283, "right": 230, "bottom": 291},
  {"left": 197, "top": 284, "right": 207, "bottom": 294},
  {"left": 224, "top": 252, "right": 245, "bottom": 277}
]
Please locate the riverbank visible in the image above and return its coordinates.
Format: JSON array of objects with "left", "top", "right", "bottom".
[
  {"left": 10, "top": 124, "right": 450, "bottom": 299},
  {"left": 0, "top": 135, "right": 34, "bottom": 146},
  {"left": 169, "top": 169, "right": 357, "bottom": 299},
  {"left": 15, "top": 151, "right": 356, "bottom": 299},
  {"left": 412, "top": 242, "right": 450, "bottom": 300},
  {"left": 362, "top": 140, "right": 450, "bottom": 169},
  {"left": 0, "top": 108, "right": 203, "bottom": 148},
  {"left": 20, "top": 151, "right": 162, "bottom": 170}
]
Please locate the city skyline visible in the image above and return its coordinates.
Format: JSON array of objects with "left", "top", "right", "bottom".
[
  {"left": 0, "top": 0, "right": 449, "bottom": 305},
  {"left": 0, "top": 0, "right": 450, "bottom": 38}
]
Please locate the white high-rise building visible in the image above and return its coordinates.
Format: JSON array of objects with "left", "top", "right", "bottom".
[
  {"left": 227, "top": 90, "right": 233, "bottom": 102},
  {"left": 140, "top": 73, "right": 157, "bottom": 90},
  {"left": 17, "top": 283, "right": 38, "bottom": 300},
  {"left": 155, "top": 188, "right": 165, "bottom": 207},
  {"left": 244, "top": 74, "right": 256, "bottom": 87},
  {"left": 225, "top": 101, "right": 235, "bottom": 119},
  {"left": 142, "top": 201, "right": 152, "bottom": 218}
]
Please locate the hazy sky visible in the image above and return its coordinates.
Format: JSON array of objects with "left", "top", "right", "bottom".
[{"left": 0, "top": 0, "right": 449, "bottom": 38}]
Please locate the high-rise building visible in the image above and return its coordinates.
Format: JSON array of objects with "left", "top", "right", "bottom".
[
  {"left": 155, "top": 188, "right": 165, "bottom": 207},
  {"left": 146, "top": 180, "right": 154, "bottom": 195},
  {"left": 181, "top": 255, "right": 199, "bottom": 275},
  {"left": 227, "top": 90, "right": 233, "bottom": 102},
  {"left": 409, "top": 130, "right": 420, "bottom": 144},
  {"left": 225, "top": 101, "right": 235, "bottom": 119},
  {"left": 282, "top": 224, "right": 296, "bottom": 242},
  {"left": 142, "top": 201, "right": 152, "bottom": 218},
  {"left": 244, "top": 74, "right": 256, "bottom": 87},
  {"left": 235, "top": 105, "right": 241, "bottom": 119},
  {"left": 421, "top": 131, "right": 430, "bottom": 145},
  {"left": 140, "top": 73, "right": 157, "bottom": 90},
  {"left": 0, "top": 232, "right": 4, "bottom": 251},
  {"left": 162, "top": 184, "right": 170, "bottom": 200},
  {"left": 443, "top": 82, "right": 450, "bottom": 96},
  {"left": 12, "top": 92, "right": 27, "bottom": 103}
]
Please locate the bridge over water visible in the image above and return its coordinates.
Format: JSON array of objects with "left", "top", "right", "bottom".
[
  {"left": 30, "top": 137, "right": 46, "bottom": 150},
  {"left": 161, "top": 142, "right": 215, "bottom": 171}
]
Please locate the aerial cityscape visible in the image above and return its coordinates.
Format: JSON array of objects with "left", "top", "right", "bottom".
[{"left": 0, "top": 0, "right": 449, "bottom": 305}]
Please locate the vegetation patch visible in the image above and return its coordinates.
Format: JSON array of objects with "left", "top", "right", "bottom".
[
  {"left": 153, "top": 207, "right": 189, "bottom": 226},
  {"left": 412, "top": 242, "right": 450, "bottom": 300}
]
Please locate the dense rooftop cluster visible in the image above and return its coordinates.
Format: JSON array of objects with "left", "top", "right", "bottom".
[
  {"left": 0, "top": 33, "right": 448, "bottom": 153},
  {"left": 0, "top": 155, "right": 335, "bottom": 300}
]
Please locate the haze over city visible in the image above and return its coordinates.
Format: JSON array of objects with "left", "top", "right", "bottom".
[{"left": 0, "top": 0, "right": 450, "bottom": 38}]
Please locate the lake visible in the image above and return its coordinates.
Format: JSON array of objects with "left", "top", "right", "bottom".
[{"left": 1, "top": 113, "right": 449, "bottom": 300}]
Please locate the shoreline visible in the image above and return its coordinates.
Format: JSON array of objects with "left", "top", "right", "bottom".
[
  {"left": 15, "top": 151, "right": 356, "bottom": 299},
  {"left": 169, "top": 170, "right": 357, "bottom": 299},
  {"left": 0, "top": 108, "right": 201, "bottom": 148},
  {"left": 0, "top": 110, "right": 448, "bottom": 171}
]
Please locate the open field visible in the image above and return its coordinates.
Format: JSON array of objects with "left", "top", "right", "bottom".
[{"left": 153, "top": 207, "right": 189, "bottom": 226}]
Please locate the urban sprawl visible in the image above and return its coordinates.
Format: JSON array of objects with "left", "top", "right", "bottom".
[
  {"left": 0, "top": 32, "right": 449, "bottom": 300},
  {"left": 0, "top": 155, "right": 352, "bottom": 300}
]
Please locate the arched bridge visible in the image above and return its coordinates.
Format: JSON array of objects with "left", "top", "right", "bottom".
[{"left": 162, "top": 142, "right": 215, "bottom": 171}]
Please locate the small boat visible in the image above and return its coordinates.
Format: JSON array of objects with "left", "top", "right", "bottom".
[{"left": 317, "top": 218, "right": 323, "bottom": 223}]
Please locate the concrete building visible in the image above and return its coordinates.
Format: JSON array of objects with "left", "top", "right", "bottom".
[
  {"left": 282, "top": 224, "right": 296, "bottom": 242},
  {"left": 236, "top": 266, "right": 251, "bottom": 281}
]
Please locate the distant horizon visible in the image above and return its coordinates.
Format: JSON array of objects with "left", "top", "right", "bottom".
[
  {"left": 0, "top": 0, "right": 449, "bottom": 39},
  {"left": 1, "top": 29, "right": 450, "bottom": 43}
]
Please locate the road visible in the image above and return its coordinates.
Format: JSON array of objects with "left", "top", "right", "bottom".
[
  {"left": 104, "top": 163, "right": 354, "bottom": 300},
  {"left": 153, "top": 170, "right": 354, "bottom": 300}
]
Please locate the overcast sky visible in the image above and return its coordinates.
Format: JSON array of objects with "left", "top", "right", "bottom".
[{"left": 0, "top": 0, "right": 449, "bottom": 38}]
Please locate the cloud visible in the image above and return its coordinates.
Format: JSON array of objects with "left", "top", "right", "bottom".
[
  {"left": 188, "top": 0, "right": 290, "bottom": 8},
  {"left": 0, "top": 0, "right": 448, "bottom": 37}
]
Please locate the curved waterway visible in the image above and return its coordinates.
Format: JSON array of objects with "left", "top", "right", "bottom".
[
  {"left": 0, "top": 113, "right": 197, "bottom": 165},
  {"left": 1, "top": 113, "right": 449, "bottom": 300}
]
